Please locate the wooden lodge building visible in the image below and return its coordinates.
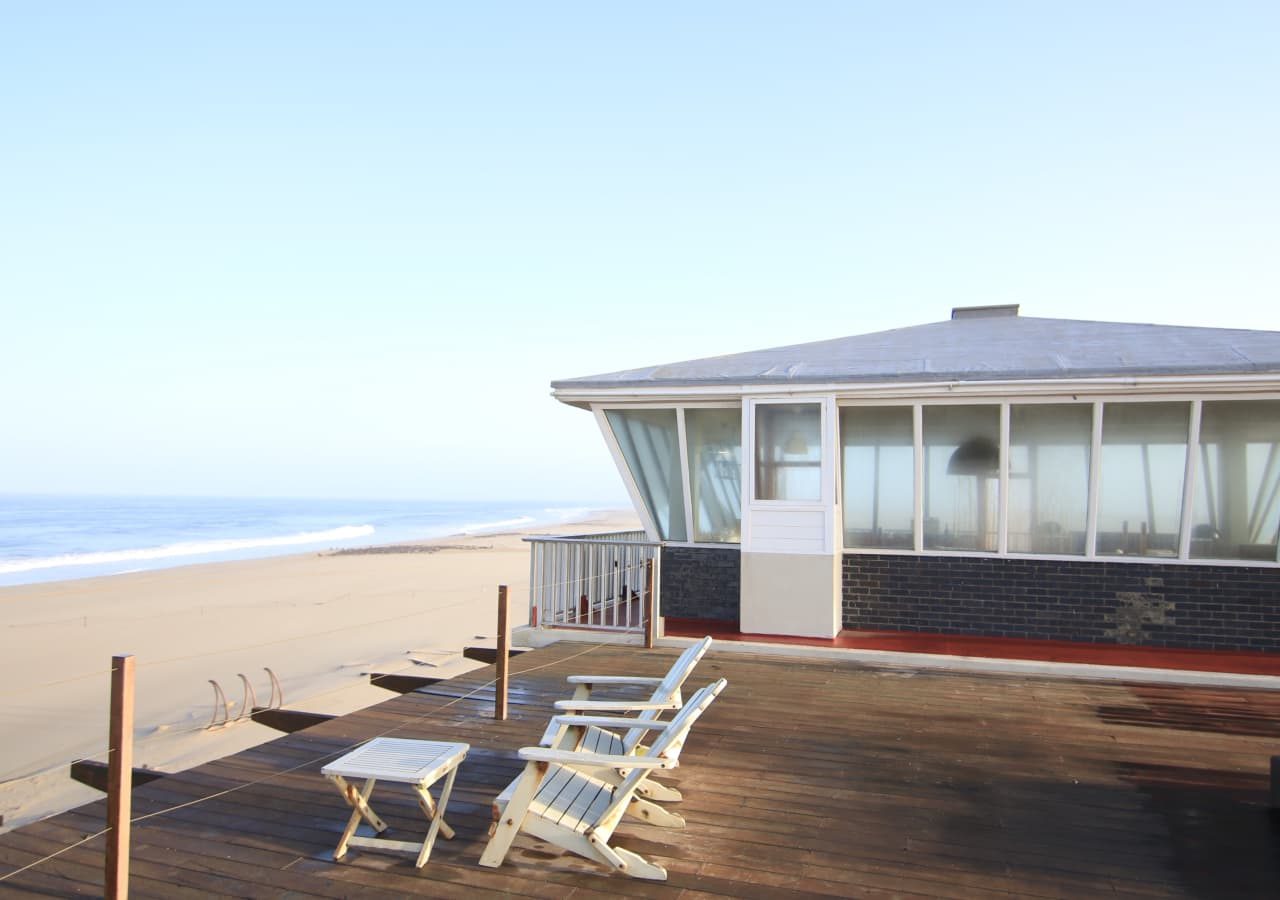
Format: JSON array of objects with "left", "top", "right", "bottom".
[{"left": 549, "top": 305, "right": 1280, "bottom": 655}]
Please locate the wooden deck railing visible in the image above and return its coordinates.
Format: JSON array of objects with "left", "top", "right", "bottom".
[{"left": 524, "top": 531, "right": 659, "bottom": 631}]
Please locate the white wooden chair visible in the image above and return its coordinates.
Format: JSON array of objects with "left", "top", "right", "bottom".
[
  {"left": 546, "top": 636, "right": 712, "bottom": 802},
  {"left": 479, "top": 678, "right": 727, "bottom": 881}
]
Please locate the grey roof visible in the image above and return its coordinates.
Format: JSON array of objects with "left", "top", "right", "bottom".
[{"left": 552, "top": 315, "right": 1280, "bottom": 390}]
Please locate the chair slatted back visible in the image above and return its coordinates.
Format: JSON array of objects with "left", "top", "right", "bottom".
[
  {"left": 598, "top": 678, "right": 727, "bottom": 833},
  {"left": 623, "top": 636, "right": 713, "bottom": 751}
]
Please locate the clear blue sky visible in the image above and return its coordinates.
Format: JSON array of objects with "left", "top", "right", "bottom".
[{"left": 2, "top": 3, "right": 1276, "bottom": 502}]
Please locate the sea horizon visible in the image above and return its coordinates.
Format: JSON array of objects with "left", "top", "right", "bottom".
[{"left": 0, "top": 493, "right": 619, "bottom": 588}]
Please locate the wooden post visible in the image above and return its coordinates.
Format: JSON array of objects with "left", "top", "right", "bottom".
[
  {"left": 1271, "top": 756, "right": 1280, "bottom": 817},
  {"left": 495, "top": 585, "right": 509, "bottom": 720},
  {"left": 106, "top": 654, "right": 135, "bottom": 900},
  {"left": 644, "top": 558, "right": 656, "bottom": 649}
]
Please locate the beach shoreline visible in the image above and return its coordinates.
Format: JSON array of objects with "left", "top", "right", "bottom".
[{"left": 0, "top": 508, "right": 638, "bottom": 832}]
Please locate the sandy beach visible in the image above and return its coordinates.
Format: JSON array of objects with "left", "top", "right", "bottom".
[{"left": 0, "top": 509, "right": 638, "bottom": 832}]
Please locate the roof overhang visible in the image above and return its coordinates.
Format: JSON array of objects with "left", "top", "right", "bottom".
[
  {"left": 549, "top": 315, "right": 1280, "bottom": 407},
  {"left": 552, "top": 371, "right": 1280, "bottom": 409}
]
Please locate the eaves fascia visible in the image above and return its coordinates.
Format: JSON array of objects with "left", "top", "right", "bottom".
[{"left": 552, "top": 372, "right": 1280, "bottom": 409}]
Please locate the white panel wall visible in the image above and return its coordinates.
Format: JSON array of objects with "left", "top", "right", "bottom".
[
  {"left": 740, "top": 551, "right": 841, "bottom": 638},
  {"left": 747, "top": 508, "right": 828, "bottom": 553}
]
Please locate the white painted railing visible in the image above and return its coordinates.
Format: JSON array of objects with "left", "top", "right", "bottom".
[{"left": 524, "top": 532, "right": 659, "bottom": 630}]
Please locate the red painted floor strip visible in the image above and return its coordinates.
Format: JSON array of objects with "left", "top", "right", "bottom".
[{"left": 662, "top": 618, "right": 1280, "bottom": 677}]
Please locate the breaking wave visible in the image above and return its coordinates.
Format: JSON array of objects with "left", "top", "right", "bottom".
[
  {"left": 456, "top": 515, "right": 536, "bottom": 535},
  {"left": 0, "top": 525, "right": 376, "bottom": 575}
]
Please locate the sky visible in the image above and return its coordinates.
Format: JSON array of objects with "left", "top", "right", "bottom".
[{"left": 1, "top": 2, "right": 1277, "bottom": 503}]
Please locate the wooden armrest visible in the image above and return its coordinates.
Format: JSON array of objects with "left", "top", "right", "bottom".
[
  {"left": 538, "top": 720, "right": 567, "bottom": 747},
  {"left": 554, "top": 698, "right": 678, "bottom": 712},
  {"left": 518, "top": 747, "right": 677, "bottom": 769},
  {"left": 549, "top": 715, "right": 674, "bottom": 731},
  {"left": 565, "top": 675, "right": 664, "bottom": 686}
]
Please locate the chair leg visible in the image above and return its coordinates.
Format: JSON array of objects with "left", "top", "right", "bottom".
[
  {"left": 585, "top": 767, "right": 683, "bottom": 804},
  {"left": 587, "top": 832, "right": 667, "bottom": 881},
  {"left": 479, "top": 761, "right": 546, "bottom": 869},
  {"left": 628, "top": 796, "right": 685, "bottom": 828},
  {"left": 636, "top": 779, "right": 683, "bottom": 802}
]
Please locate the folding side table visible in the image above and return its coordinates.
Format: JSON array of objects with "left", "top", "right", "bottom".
[{"left": 322, "top": 737, "right": 469, "bottom": 868}]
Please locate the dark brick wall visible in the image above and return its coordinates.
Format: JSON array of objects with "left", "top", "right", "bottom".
[
  {"left": 842, "top": 554, "right": 1280, "bottom": 652},
  {"left": 661, "top": 546, "right": 740, "bottom": 623}
]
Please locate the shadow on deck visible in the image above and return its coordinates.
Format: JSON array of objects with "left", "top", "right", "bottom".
[{"left": 2, "top": 641, "right": 1279, "bottom": 897}]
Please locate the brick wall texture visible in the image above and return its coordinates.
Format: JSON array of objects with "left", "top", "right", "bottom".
[
  {"left": 660, "top": 546, "right": 741, "bottom": 622},
  {"left": 842, "top": 554, "right": 1280, "bottom": 652}
]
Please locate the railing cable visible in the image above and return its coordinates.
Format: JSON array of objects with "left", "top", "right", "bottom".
[{"left": 0, "top": 630, "right": 654, "bottom": 884}]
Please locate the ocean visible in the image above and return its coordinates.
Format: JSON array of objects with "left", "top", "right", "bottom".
[{"left": 0, "top": 495, "right": 596, "bottom": 588}]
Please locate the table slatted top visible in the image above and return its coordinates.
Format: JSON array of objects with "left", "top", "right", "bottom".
[{"left": 322, "top": 737, "right": 469, "bottom": 784}]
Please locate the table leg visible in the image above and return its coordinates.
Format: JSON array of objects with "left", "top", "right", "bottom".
[
  {"left": 415, "top": 766, "right": 460, "bottom": 868},
  {"left": 332, "top": 776, "right": 384, "bottom": 860},
  {"left": 414, "top": 782, "right": 456, "bottom": 841}
]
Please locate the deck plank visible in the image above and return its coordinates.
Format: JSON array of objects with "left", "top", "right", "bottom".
[{"left": 3, "top": 640, "right": 1279, "bottom": 897}]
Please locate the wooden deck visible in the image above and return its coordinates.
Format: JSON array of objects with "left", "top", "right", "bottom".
[
  {"left": 2, "top": 641, "right": 1279, "bottom": 897},
  {"left": 664, "top": 618, "right": 1280, "bottom": 676}
]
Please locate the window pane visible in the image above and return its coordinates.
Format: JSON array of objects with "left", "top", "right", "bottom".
[
  {"left": 755, "top": 403, "right": 822, "bottom": 501},
  {"left": 1097, "top": 402, "right": 1188, "bottom": 557},
  {"left": 923, "top": 406, "right": 1000, "bottom": 551},
  {"left": 685, "top": 408, "right": 742, "bottom": 543},
  {"left": 1008, "top": 405, "right": 1091, "bottom": 555},
  {"left": 841, "top": 407, "right": 914, "bottom": 549},
  {"left": 1191, "top": 400, "right": 1280, "bottom": 561},
  {"left": 605, "top": 409, "right": 688, "bottom": 541}
]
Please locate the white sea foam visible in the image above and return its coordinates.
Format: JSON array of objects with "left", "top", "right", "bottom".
[
  {"left": 544, "top": 506, "right": 593, "bottom": 522},
  {"left": 456, "top": 515, "right": 536, "bottom": 535},
  {"left": 0, "top": 525, "right": 376, "bottom": 575}
]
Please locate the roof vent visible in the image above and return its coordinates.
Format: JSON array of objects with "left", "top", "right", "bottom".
[{"left": 952, "top": 304, "right": 1020, "bottom": 320}]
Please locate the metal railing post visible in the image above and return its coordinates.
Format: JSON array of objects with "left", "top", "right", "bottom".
[{"left": 643, "top": 559, "right": 656, "bottom": 648}]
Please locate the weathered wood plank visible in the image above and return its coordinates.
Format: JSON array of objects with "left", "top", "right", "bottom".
[
  {"left": 68, "top": 760, "right": 168, "bottom": 793},
  {"left": 368, "top": 672, "right": 445, "bottom": 694},
  {"left": 249, "top": 707, "right": 336, "bottom": 733},
  {"left": 463, "top": 646, "right": 531, "bottom": 665},
  {"left": 2, "top": 641, "right": 1278, "bottom": 898}
]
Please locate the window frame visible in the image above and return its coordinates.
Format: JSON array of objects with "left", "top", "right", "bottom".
[
  {"left": 683, "top": 405, "right": 747, "bottom": 544},
  {"left": 745, "top": 397, "right": 836, "bottom": 509},
  {"left": 591, "top": 390, "right": 1280, "bottom": 567},
  {"left": 750, "top": 400, "right": 825, "bottom": 503},
  {"left": 835, "top": 392, "right": 1280, "bottom": 568},
  {"left": 594, "top": 401, "right": 743, "bottom": 547}
]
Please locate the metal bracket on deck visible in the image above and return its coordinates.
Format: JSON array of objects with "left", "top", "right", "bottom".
[
  {"left": 207, "top": 668, "right": 283, "bottom": 730},
  {"left": 237, "top": 673, "right": 258, "bottom": 721},
  {"left": 265, "top": 666, "right": 283, "bottom": 709},
  {"left": 207, "top": 679, "right": 232, "bottom": 729}
]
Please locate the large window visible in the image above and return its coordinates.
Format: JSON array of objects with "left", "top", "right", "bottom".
[
  {"left": 755, "top": 403, "right": 822, "bottom": 501},
  {"left": 1008, "top": 404, "right": 1092, "bottom": 555},
  {"left": 923, "top": 406, "right": 1000, "bottom": 551},
  {"left": 1097, "top": 402, "right": 1189, "bottom": 557},
  {"left": 841, "top": 407, "right": 914, "bottom": 549},
  {"left": 1191, "top": 400, "right": 1280, "bottom": 561},
  {"left": 606, "top": 409, "right": 688, "bottom": 541},
  {"left": 685, "top": 408, "right": 743, "bottom": 543},
  {"left": 602, "top": 397, "right": 1280, "bottom": 564}
]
